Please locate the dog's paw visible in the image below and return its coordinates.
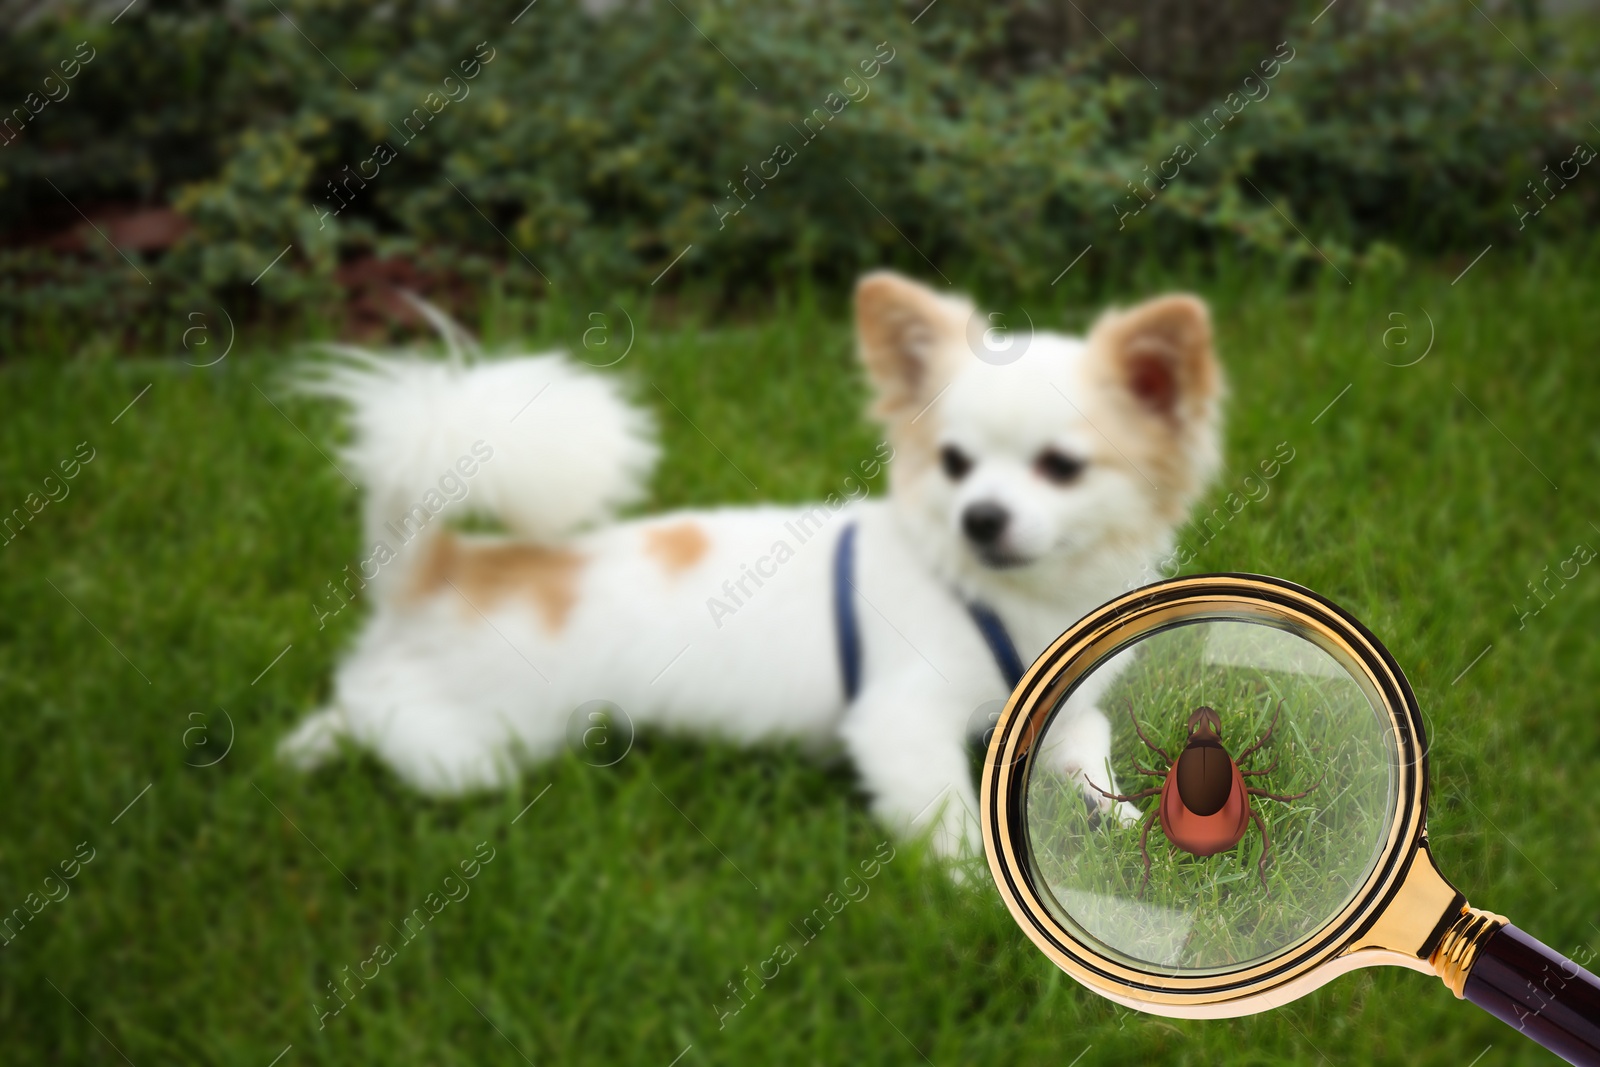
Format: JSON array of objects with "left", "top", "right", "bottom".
[
  {"left": 1102, "top": 796, "right": 1143, "bottom": 828},
  {"left": 1035, "top": 706, "right": 1115, "bottom": 786},
  {"left": 1068, "top": 783, "right": 1142, "bottom": 829}
]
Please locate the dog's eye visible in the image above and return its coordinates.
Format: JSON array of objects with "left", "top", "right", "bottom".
[
  {"left": 1035, "top": 448, "right": 1085, "bottom": 485},
  {"left": 940, "top": 445, "right": 972, "bottom": 481}
]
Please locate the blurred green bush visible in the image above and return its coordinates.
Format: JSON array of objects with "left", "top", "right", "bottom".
[{"left": 0, "top": 0, "right": 1592, "bottom": 346}]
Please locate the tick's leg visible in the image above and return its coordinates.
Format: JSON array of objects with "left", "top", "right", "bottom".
[
  {"left": 1240, "top": 758, "right": 1279, "bottom": 778},
  {"left": 1127, "top": 699, "right": 1172, "bottom": 764},
  {"left": 1133, "top": 762, "right": 1165, "bottom": 779},
  {"left": 1251, "top": 808, "right": 1273, "bottom": 891},
  {"left": 1138, "top": 808, "right": 1158, "bottom": 898},
  {"left": 1237, "top": 699, "right": 1282, "bottom": 766},
  {"left": 1085, "top": 779, "right": 1162, "bottom": 804},
  {"left": 1246, "top": 785, "right": 1314, "bottom": 802}
]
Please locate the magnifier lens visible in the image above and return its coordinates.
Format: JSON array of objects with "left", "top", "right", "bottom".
[{"left": 1026, "top": 615, "right": 1397, "bottom": 973}]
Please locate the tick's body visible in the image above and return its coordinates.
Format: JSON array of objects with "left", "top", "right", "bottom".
[
  {"left": 1092, "top": 702, "right": 1314, "bottom": 893},
  {"left": 1161, "top": 736, "right": 1249, "bottom": 857}
]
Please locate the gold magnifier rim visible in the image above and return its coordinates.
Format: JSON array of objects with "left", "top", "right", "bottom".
[{"left": 981, "top": 573, "right": 1430, "bottom": 1016}]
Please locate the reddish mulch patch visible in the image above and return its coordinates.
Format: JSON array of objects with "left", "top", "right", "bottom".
[
  {"left": 5, "top": 205, "right": 488, "bottom": 347},
  {"left": 334, "top": 254, "right": 479, "bottom": 342}
]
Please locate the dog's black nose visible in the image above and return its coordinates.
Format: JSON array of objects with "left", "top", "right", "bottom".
[{"left": 962, "top": 502, "right": 1009, "bottom": 545}]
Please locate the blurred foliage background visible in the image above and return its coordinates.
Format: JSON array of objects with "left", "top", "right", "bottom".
[{"left": 1, "top": 0, "right": 1596, "bottom": 351}]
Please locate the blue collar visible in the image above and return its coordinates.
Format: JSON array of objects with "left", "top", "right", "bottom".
[{"left": 832, "top": 521, "right": 1026, "bottom": 702}]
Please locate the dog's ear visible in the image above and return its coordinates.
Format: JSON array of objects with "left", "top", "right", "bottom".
[
  {"left": 1087, "top": 294, "right": 1219, "bottom": 427},
  {"left": 855, "top": 272, "right": 971, "bottom": 421}
]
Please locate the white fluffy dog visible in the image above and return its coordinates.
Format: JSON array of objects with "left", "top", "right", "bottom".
[{"left": 281, "top": 273, "right": 1223, "bottom": 861}]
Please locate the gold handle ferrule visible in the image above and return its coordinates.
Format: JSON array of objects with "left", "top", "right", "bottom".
[{"left": 1429, "top": 906, "right": 1509, "bottom": 998}]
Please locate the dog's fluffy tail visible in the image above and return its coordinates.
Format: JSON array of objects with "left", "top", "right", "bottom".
[{"left": 301, "top": 346, "right": 658, "bottom": 569}]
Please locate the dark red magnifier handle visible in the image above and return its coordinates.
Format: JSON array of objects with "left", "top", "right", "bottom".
[{"left": 1462, "top": 924, "right": 1600, "bottom": 1066}]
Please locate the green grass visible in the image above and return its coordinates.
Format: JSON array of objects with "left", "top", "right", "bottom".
[{"left": 4, "top": 245, "right": 1600, "bottom": 1066}]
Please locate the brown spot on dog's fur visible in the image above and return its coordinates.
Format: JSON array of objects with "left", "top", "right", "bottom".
[
  {"left": 644, "top": 521, "right": 709, "bottom": 575},
  {"left": 413, "top": 534, "right": 585, "bottom": 632}
]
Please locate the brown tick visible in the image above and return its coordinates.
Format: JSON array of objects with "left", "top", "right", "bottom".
[{"left": 1089, "top": 701, "right": 1315, "bottom": 895}]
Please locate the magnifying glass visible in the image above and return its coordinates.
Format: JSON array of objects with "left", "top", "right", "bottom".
[{"left": 982, "top": 574, "right": 1600, "bottom": 1065}]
